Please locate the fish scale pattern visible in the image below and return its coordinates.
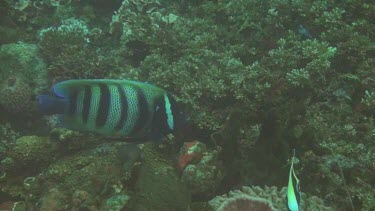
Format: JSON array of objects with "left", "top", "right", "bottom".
[
  {"left": 123, "top": 86, "right": 140, "bottom": 135},
  {"left": 88, "top": 85, "right": 100, "bottom": 128},
  {"left": 105, "top": 84, "right": 122, "bottom": 131}
]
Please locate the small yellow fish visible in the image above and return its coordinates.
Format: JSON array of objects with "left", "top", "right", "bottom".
[{"left": 287, "top": 149, "right": 301, "bottom": 211}]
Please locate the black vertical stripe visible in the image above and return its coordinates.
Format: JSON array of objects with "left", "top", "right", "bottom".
[
  {"left": 130, "top": 86, "right": 148, "bottom": 135},
  {"left": 68, "top": 89, "right": 78, "bottom": 115},
  {"left": 154, "top": 96, "right": 168, "bottom": 132},
  {"left": 96, "top": 83, "right": 110, "bottom": 128},
  {"left": 115, "top": 84, "right": 128, "bottom": 131},
  {"left": 82, "top": 85, "right": 91, "bottom": 123}
]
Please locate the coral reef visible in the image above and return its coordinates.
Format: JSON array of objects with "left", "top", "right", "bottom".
[
  {"left": 1, "top": 135, "right": 55, "bottom": 173},
  {"left": 0, "top": 43, "right": 47, "bottom": 93},
  {"left": 178, "top": 141, "right": 206, "bottom": 170},
  {"left": 0, "top": 123, "right": 20, "bottom": 160},
  {"left": 209, "top": 186, "right": 333, "bottom": 211},
  {"left": 182, "top": 148, "right": 224, "bottom": 199},
  {"left": 0, "top": 0, "right": 374, "bottom": 210},
  {"left": 0, "top": 43, "right": 47, "bottom": 117},
  {"left": 38, "top": 18, "right": 123, "bottom": 81},
  {"left": 0, "top": 76, "right": 35, "bottom": 114},
  {"left": 101, "top": 194, "right": 129, "bottom": 211},
  {"left": 128, "top": 144, "right": 191, "bottom": 210},
  {"left": 109, "top": 0, "right": 374, "bottom": 209},
  {"left": 21, "top": 142, "right": 138, "bottom": 210},
  {"left": 216, "top": 196, "right": 276, "bottom": 211}
]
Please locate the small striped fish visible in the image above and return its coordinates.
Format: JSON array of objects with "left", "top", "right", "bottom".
[
  {"left": 38, "top": 79, "right": 183, "bottom": 140},
  {"left": 286, "top": 149, "right": 301, "bottom": 211}
]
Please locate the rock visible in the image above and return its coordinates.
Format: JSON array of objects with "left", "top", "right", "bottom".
[
  {"left": 128, "top": 144, "right": 191, "bottom": 210},
  {"left": 2, "top": 135, "right": 55, "bottom": 172},
  {"left": 0, "top": 76, "right": 35, "bottom": 114},
  {"left": 102, "top": 194, "right": 130, "bottom": 211},
  {"left": 178, "top": 141, "right": 206, "bottom": 170},
  {"left": 0, "top": 43, "right": 47, "bottom": 94},
  {"left": 0, "top": 43, "right": 47, "bottom": 115},
  {"left": 181, "top": 150, "right": 224, "bottom": 199},
  {"left": 39, "top": 142, "right": 138, "bottom": 210},
  {"left": 39, "top": 188, "right": 67, "bottom": 211}
]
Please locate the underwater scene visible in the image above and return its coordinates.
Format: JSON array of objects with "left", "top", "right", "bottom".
[{"left": 0, "top": 0, "right": 374, "bottom": 210}]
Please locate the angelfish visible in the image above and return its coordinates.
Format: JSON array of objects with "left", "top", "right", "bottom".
[
  {"left": 287, "top": 149, "right": 301, "bottom": 211},
  {"left": 38, "top": 79, "right": 184, "bottom": 140}
]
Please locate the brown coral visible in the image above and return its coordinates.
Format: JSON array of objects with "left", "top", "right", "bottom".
[
  {"left": 217, "top": 196, "right": 276, "bottom": 211},
  {"left": 209, "top": 186, "right": 334, "bottom": 211},
  {"left": 0, "top": 75, "right": 35, "bottom": 114}
]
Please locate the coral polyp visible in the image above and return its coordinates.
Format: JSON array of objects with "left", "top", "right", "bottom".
[{"left": 0, "top": 76, "right": 34, "bottom": 114}]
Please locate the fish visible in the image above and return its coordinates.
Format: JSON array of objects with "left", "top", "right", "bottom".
[
  {"left": 38, "top": 79, "right": 184, "bottom": 140},
  {"left": 286, "top": 149, "right": 301, "bottom": 211}
]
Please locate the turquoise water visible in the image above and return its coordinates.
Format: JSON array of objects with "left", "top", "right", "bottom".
[{"left": 0, "top": 0, "right": 374, "bottom": 210}]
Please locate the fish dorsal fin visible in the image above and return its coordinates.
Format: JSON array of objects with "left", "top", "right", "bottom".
[{"left": 53, "top": 79, "right": 147, "bottom": 98}]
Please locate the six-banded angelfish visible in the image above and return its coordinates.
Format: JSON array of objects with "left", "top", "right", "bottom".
[
  {"left": 38, "top": 79, "right": 184, "bottom": 141},
  {"left": 287, "top": 149, "right": 301, "bottom": 211}
]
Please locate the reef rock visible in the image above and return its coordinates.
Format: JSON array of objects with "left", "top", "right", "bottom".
[
  {"left": 0, "top": 43, "right": 47, "bottom": 114},
  {"left": 181, "top": 147, "right": 223, "bottom": 199},
  {"left": 36, "top": 142, "right": 140, "bottom": 210},
  {"left": 1, "top": 135, "right": 55, "bottom": 173},
  {"left": 0, "top": 43, "right": 47, "bottom": 93},
  {"left": 128, "top": 144, "right": 191, "bottom": 210}
]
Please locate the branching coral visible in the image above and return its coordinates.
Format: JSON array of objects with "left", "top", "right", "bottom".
[
  {"left": 109, "top": 2, "right": 374, "bottom": 209},
  {"left": 0, "top": 0, "right": 373, "bottom": 210},
  {"left": 5, "top": 0, "right": 72, "bottom": 12},
  {"left": 38, "top": 18, "right": 122, "bottom": 81}
]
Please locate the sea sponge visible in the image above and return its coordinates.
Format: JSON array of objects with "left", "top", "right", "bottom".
[{"left": 0, "top": 76, "right": 35, "bottom": 114}]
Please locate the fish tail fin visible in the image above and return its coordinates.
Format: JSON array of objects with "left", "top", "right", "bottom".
[{"left": 38, "top": 95, "right": 67, "bottom": 115}]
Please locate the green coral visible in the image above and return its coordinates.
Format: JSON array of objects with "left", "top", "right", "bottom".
[
  {"left": 102, "top": 194, "right": 130, "bottom": 211},
  {"left": 2, "top": 135, "right": 55, "bottom": 173},
  {"left": 0, "top": 43, "right": 47, "bottom": 94},
  {"left": 182, "top": 150, "right": 223, "bottom": 199},
  {"left": 127, "top": 144, "right": 191, "bottom": 210},
  {"left": 0, "top": 0, "right": 373, "bottom": 210},
  {"left": 38, "top": 18, "right": 122, "bottom": 81},
  {"left": 0, "top": 76, "right": 35, "bottom": 114},
  {"left": 39, "top": 142, "right": 137, "bottom": 210},
  {"left": 111, "top": 0, "right": 374, "bottom": 209}
]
